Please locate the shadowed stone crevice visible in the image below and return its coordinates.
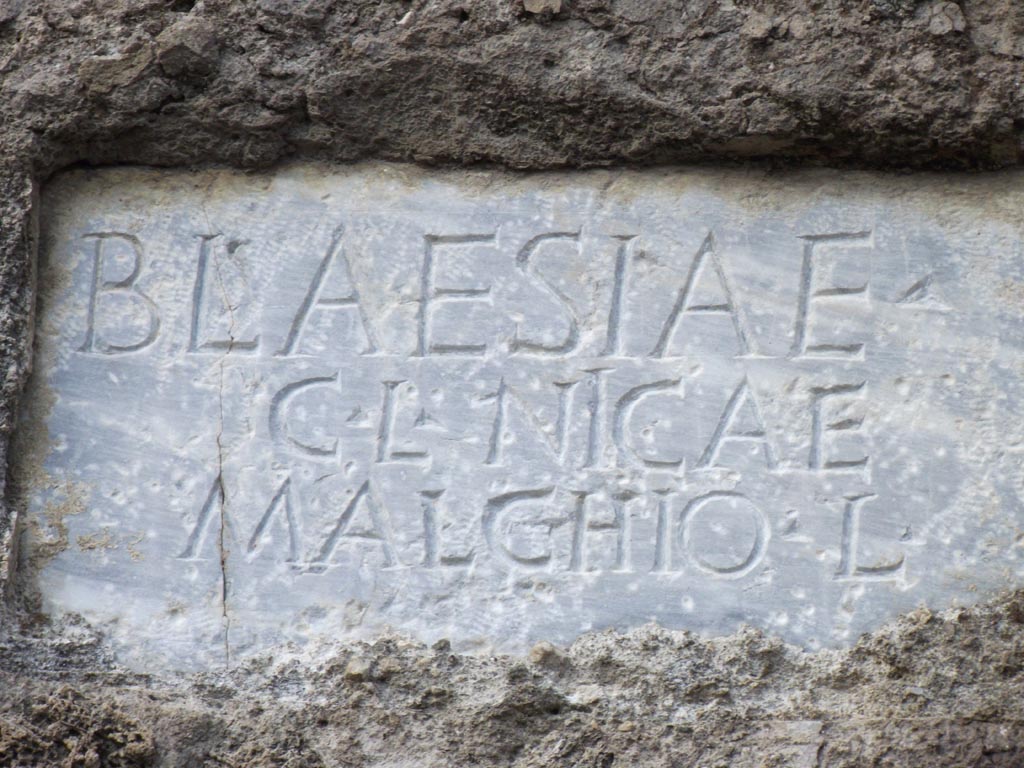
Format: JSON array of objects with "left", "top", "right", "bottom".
[
  {"left": 208, "top": 243, "right": 240, "bottom": 670},
  {"left": 214, "top": 351, "right": 230, "bottom": 669}
]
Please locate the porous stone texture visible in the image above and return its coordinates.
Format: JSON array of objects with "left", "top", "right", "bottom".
[
  {"left": 3, "top": 595, "right": 1024, "bottom": 766},
  {"left": 2, "top": 0, "right": 1024, "bottom": 764}
]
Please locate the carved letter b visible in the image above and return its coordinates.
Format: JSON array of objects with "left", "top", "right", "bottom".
[{"left": 79, "top": 232, "right": 160, "bottom": 354}]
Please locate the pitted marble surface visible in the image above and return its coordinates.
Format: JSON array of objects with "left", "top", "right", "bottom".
[{"left": 16, "top": 164, "right": 1024, "bottom": 670}]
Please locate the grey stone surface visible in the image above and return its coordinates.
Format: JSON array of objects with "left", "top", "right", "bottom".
[
  {"left": 19, "top": 163, "right": 1024, "bottom": 670},
  {"left": 2, "top": 2, "right": 1024, "bottom": 762}
]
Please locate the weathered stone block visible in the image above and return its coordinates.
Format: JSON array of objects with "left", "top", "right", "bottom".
[{"left": 16, "top": 164, "right": 1024, "bottom": 670}]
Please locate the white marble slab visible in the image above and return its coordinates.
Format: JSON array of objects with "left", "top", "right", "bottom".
[{"left": 17, "top": 164, "right": 1024, "bottom": 670}]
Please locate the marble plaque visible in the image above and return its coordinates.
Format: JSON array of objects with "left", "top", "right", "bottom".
[{"left": 16, "top": 165, "right": 1024, "bottom": 670}]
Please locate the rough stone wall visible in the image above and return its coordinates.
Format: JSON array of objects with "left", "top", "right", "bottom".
[{"left": 2, "top": 1, "right": 1024, "bottom": 765}]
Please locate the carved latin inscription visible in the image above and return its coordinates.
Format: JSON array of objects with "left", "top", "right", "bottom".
[{"left": 22, "top": 166, "right": 1024, "bottom": 669}]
